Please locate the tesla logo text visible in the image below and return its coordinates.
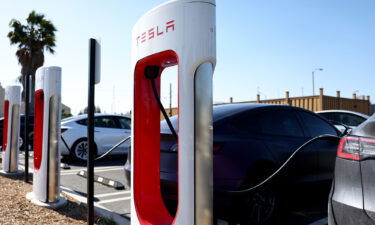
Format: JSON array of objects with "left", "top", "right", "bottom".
[{"left": 136, "top": 20, "right": 175, "bottom": 45}]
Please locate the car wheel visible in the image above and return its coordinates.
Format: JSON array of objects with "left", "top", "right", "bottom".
[
  {"left": 236, "top": 165, "right": 280, "bottom": 225},
  {"left": 19, "top": 132, "right": 34, "bottom": 151},
  {"left": 71, "top": 139, "right": 96, "bottom": 161},
  {"left": 240, "top": 187, "right": 278, "bottom": 225}
]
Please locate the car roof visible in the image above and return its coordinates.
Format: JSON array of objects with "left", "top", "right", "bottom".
[
  {"left": 212, "top": 103, "right": 303, "bottom": 121},
  {"left": 61, "top": 113, "right": 130, "bottom": 123},
  {"left": 316, "top": 110, "right": 370, "bottom": 119},
  {"left": 164, "top": 103, "right": 302, "bottom": 125}
]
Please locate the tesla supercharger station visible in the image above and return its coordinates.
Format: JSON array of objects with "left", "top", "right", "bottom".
[
  {"left": 26, "top": 66, "right": 66, "bottom": 208},
  {"left": 1, "top": 85, "right": 21, "bottom": 174},
  {"left": 130, "top": 0, "right": 216, "bottom": 225}
]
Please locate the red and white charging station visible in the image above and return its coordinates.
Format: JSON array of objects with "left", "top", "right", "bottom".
[
  {"left": 131, "top": 0, "right": 216, "bottom": 224},
  {"left": 26, "top": 66, "right": 66, "bottom": 208},
  {"left": 1, "top": 85, "right": 21, "bottom": 174}
]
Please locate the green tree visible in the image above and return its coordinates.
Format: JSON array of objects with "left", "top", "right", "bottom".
[
  {"left": 8, "top": 10, "right": 57, "bottom": 112},
  {"left": 78, "top": 106, "right": 102, "bottom": 115},
  {"left": 61, "top": 109, "right": 73, "bottom": 119}
]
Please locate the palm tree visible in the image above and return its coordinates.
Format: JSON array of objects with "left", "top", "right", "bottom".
[{"left": 7, "top": 10, "right": 57, "bottom": 112}]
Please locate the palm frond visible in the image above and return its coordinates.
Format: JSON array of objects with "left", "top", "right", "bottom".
[{"left": 8, "top": 10, "right": 57, "bottom": 79}]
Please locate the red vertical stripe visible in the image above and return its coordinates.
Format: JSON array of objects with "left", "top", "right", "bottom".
[
  {"left": 34, "top": 89, "right": 44, "bottom": 172},
  {"left": 133, "top": 50, "right": 178, "bottom": 225},
  {"left": 2, "top": 100, "right": 9, "bottom": 152}
]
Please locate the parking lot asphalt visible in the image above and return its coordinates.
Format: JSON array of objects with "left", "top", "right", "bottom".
[{"left": 16, "top": 153, "right": 328, "bottom": 225}]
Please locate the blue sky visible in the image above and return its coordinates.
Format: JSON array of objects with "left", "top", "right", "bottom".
[{"left": 0, "top": 0, "right": 374, "bottom": 114}]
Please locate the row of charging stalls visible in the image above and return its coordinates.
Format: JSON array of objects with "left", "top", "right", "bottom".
[
  {"left": 2, "top": 67, "right": 65, "bottom": 207},
  {"left": 130, "top": 0, "right": 216, "bottom": 224},
  {"left": 2, "top": 0, "right": 217, "bottom": 223}
]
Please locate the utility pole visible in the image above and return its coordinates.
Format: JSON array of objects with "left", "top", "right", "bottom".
[{"left": 312, "top": 68, "right": 323, "bottom": 95}]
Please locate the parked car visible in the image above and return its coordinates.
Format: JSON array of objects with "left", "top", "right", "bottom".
[
  {"left": 125, "top": 103, "right": 341, "bottom": 224},
  {"left": 60, "top": 114, "right": 131, "bottom": 161},
  {"left": 317, "top": 110, "right": 370, "bottom": 133},
  {"left": 0, "top": 115, "right": 34, "bottom": 151},
  {"left": 328, "top": 115, "right": 375, "bottom": 225}
]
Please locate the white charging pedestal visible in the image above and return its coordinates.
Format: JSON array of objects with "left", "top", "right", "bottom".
[
  {"left": 131, "top": 1, "right": 216, "bottom": 224},
  {"left": 1, "top": 85, "right": 21, "bottom": 175},
  {"left": 26, "top": 66, "right": 66, "bottom": 209}
]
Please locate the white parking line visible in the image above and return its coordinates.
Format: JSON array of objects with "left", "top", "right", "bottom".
[
  {"left": 308, "top": 217, "right": 328, "bottom": 225},
  {"left": 61, "top": 167, "right": 124, "bottom": 176},
  {"left": 97, "top": 196, "right": 131, "bottom": 204},
  {"left": 60, "top": 166, "right": 124, "bottom": 174},
  {"left": 95, "top": 190, "right": 130, "bottom": 198}
]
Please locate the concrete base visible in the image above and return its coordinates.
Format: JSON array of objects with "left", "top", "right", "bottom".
[
  {"left": 0, "top": 170, "right": 23, "bottom": 176},
  {"left": 26, "top": 192, "right": 67, "bottom": 209}
]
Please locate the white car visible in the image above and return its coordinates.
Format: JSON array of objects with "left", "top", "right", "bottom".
[
  {"left": 60, "top": 114, "right": 131, "bottom": 161},
  {"left": 316, "top": 110, "right": 370, "bottom": 133}
]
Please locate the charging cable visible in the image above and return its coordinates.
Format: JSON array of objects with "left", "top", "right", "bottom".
[
  {"left": 61, "top": 135, "right": 131, "bottom": 161},
  {"left": 215, "top": 134, "right": 340, "bottom": 195},
  {"left": 145, "top": 66, "right": 178, "bottom": 140}
]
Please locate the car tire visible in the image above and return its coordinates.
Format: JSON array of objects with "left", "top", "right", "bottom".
[
  {"left": 240, "top": 186, "right": 279, "bottom": 225},
  {"left": 237, "top": 165, "right": 280, "bottom": 225},
  {"left": 71, "top": 138, "right": 97, "bottom": 161},
  {"left": 19, "top": 132, "right": 33, "bottom": 151}
]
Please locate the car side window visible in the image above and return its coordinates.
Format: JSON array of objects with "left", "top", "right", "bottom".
[
  {"left": 319, "top": 112, "right": 336, "bottom": 123},
  {"left": 95, "top": 117, "right": 118, "bottom": 128},
  {"left": 76, "top": 119, "right": 87, "bottom": 126},
  {"left": 117, "top": 117, "right": 131, "bottom": 129},
  {"left": 257, "top": 110, "right": 304, "bottom": 137},
  {"left": 299, "top": 111, "right": 338, "bottom": 137},
  {"left": 338, "top": 113, "right": 366, "bottom": 127},
  {"left": 213, "top": 111, "right": 258, "bottom": 135}
]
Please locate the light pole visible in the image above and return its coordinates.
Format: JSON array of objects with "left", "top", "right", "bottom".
[{"left": 312, "top": 68, "right": 323, "bottom": 95}]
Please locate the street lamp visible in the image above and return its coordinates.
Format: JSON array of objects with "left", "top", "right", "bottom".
[{"left": 312, "top": 68, "right": 323, "bottom": 95}]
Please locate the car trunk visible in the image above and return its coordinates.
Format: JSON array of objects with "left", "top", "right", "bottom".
[{"left": 351, "top": 117, "right": 375, "bottom": 222}]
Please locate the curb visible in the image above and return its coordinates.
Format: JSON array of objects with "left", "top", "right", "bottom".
[{"left": 77, "top": 170, "right": 125, "bottom": 190}]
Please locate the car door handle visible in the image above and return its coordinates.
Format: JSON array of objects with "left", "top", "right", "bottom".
[{"left": 94, "top": 130, "right": 100, "bottom": 132}]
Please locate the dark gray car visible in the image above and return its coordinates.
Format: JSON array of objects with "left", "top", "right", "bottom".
[{"left": 328, "top": 115, "right": 375, "bottom": 225}]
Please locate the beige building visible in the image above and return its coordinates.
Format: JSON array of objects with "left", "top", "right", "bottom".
[
  {"left": 162, "top": 88, "right": 371, "bottom": 120},
  {"left": 246, "top": 88, "right": 370, "bottom": 115}
]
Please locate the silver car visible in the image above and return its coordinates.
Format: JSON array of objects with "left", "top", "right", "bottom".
[
  {"left": 60, "top": 114, "right": 131, "bottom": 161},
  {"left": 316, "top": 110, "right": 370, "bottom": 133}
]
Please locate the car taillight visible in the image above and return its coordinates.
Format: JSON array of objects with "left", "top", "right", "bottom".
[
  {"left": 61, "top": 128, "right": 68, "bottom": 133},
  {"left": 359, "top": 138, "right": 375, "bottom": 159},
  {"left": 338, "top": 137, "right": 375, "bottom": 160},
  {"left": 213, "top": 143, "right": 223, "bottom": 153}
]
